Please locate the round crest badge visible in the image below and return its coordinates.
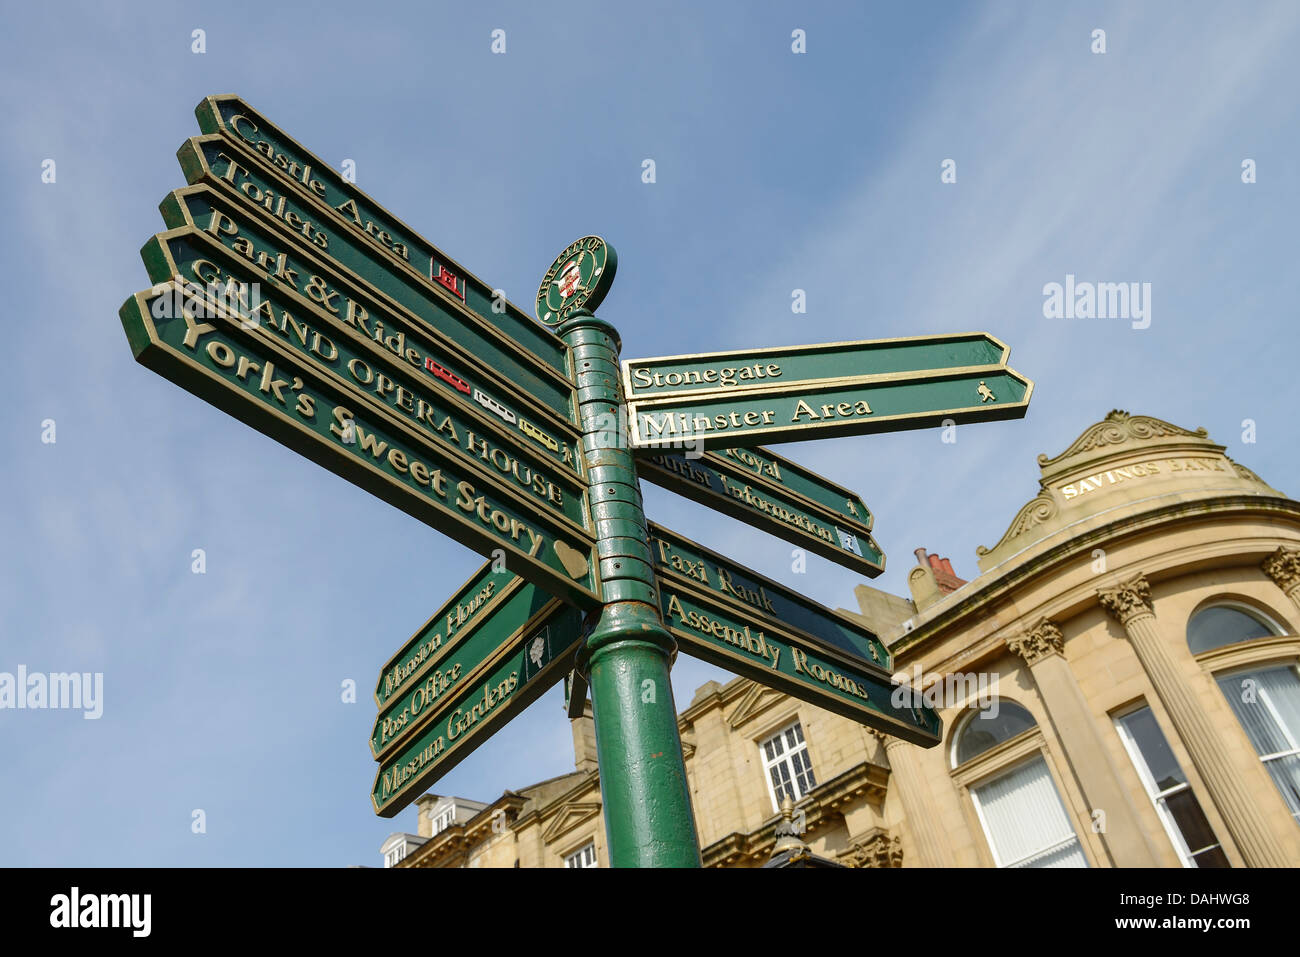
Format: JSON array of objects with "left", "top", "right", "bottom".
[{"left": 535, "top": 236, "right": 617, "bottom": 325}]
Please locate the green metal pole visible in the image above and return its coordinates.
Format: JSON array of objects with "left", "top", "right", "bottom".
[{"left": 557, "top": 308, "right": 702, "bottom": 868}]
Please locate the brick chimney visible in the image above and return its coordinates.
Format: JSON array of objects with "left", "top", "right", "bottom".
[{"left": 907, "top": 548, "right": 968, "bottom": 611}]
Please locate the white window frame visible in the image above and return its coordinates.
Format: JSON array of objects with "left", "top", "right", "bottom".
[
  {"left": 967, "top": 754, "right": 1086, "bottom": 868},
  {"left": 1114, "top": 705, "right": 1224, "bottom": 867},
  {"left": 1217, "top": 662, "right": 1300, "bottom": 823},
  {"left": 759, "top": 720, "right": 817, "bottom": 813},
  {"left": 564, "top": 841, "right": 598, "bottom": 869},
  {"left": 428, "top": 805, "right": 456, "bottom": 836},
  {"left": 384, "top": 841, "right": 407, "bottom": 868}
]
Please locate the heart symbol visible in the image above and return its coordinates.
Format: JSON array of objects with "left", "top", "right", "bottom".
[{"left": 553, "top": 540, "right": 590, "bottom": 580}]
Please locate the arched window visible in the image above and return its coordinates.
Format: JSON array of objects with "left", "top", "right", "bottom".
[
  {"left": 1216, "top": 665, "right": 1300, "bottom": 826},
  {"left": 1187, "top": 604, "right": 1279, "bottom": 655},
  {"left": 953, "top": 701, "right": 1036, "bottom": 766},
  {"left": 952, "top": 702, "right": 1087, "bottom": 868}
]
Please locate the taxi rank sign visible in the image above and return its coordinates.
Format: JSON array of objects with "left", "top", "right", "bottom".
[{"left": 118, "top": 94, "right": 1033, "bottom": 867}]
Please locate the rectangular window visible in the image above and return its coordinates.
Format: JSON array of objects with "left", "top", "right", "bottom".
[
  {"left": 384, "top": 842, "right": 406, "bottom": 868},
  {"left": 565, "top": 841, "right": 597, "bottom": 869},
  {"left": 429, "top": 807, "right": 455, "bottom": 836},
  {"left": 969, "top": 755, "right": 1087, "bottom": 868},
  {"left": 760, "top": 721, "right": 816, "bottom": 812},
  {"left": 1115, "top": 705, "right": 1229, "bottom": 867}
]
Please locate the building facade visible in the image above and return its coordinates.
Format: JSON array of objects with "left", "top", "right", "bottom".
[{"left": 387, "top": 411, "right": 1300, "bottom": 868}]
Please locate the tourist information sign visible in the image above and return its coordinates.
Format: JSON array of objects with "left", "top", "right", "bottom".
[
  {"left": 371, "top": 561, "right": 583, "bottom": 816},
  {"left": 623, "top": 334, "right": 1032, "bottom": 449},
  {"left": 636, "top": 446, "right": 885, "bottom": 577},
  {"left": 119, "top": 282, "right": 602, "bottom": 610},
  {"left": 646, "top": 523, "right": 940, "bottom": 746}
]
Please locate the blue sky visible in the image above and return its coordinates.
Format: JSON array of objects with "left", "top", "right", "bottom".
[{"left": 1, "top": 1, "right": 1297, "bottom": 866}]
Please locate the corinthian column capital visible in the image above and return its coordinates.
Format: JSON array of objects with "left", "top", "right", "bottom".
[
  {"left": 1008, "top": 618, "right": 1065, "bottom": 665},
  {"left": 1262, "top": 546, "right": 1300, "bottom": 594},
  {"left": 1098, "top": 575, "right": 1154, "bottom": 625}
]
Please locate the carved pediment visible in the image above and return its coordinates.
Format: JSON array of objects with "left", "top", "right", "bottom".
[
  {"left": 541, "top": 801, "right": 602, "bottom": 844},
  {"left": 1037, "top": 410, "right": 1211, "bottom": 479},
  {"left": 727, "top": 682, "right": 787, "bottom": 730}
]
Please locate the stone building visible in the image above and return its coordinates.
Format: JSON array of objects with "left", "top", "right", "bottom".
[{"left": 386, "top": 411, "right": 1300, "bottom": 868}]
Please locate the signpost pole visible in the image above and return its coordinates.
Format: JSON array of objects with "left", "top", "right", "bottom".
[{"left": 559, "top": 308, "right": 701, "bottom": 868}]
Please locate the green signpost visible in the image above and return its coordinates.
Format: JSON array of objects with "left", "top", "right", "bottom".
[
  {"left": 636, "top": 446, "right": 885, "bottom": 577},
  {"left": 373, "top": 599, "right": 584, "bottom": 817},
  {"left": 647, "top": 522, "right": 893, "bottom": 671},
  {"left": 622, "top": 332, "right": 1015, "bottom": 400},
  {"left": 118, "top": 94, "right": 1035, "bottom": 867},
  {"left": 159, "top": 180, "right": 581, "bottom": 433},
  {"left": 119, "top": 283, "right": 602, "bottom": 611},
  {"left": 371, "top": 569, "right": 575, "bottom": 760},
  {"left": 142, "top": 225, "right": 584, "bottom": 483},
  {"left": 628, "top": 365, "right": 1032, "bottom": 449},
  {"left": 191, "top": 95, "right": 570, "bottom": 376}
]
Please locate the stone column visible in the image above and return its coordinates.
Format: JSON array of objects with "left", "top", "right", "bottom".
[
  {"left": 1261, "top": 546, "right": 1300, "bottom": 615},
  {"left": 1007, "top": 619, "right": 1163, "bottom": 866},
  {"left": 1098, "top": 575, "right": 1288, "bottom": 867},
  {"left": 883, "top": 736, "right": 955, "bottom": 867}
]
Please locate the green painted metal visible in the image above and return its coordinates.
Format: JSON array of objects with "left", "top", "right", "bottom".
[
  {"left": 656, "top": 577, "right": 940, "bottom": 745},
  {"left": 119, "top": 284, "right": 603, "bottom": 611},
  {"left": 647, "top": 522, "right": 892, "bottom": 674},
  {"left": 159, "top": 178, "right": 580, "bottom": 431},
  {"left": 629, "top": 366, "right": 1032, "bottom": 450},
  {"left": 376, "top": 559, "right": 506, "bottom": 706},
  {"left": 555, "top": 303, "right": 702, "bottom": 868},
  {"left": 372, "top": 609, "right": 583, "bottom": 817},
  {"left": 371, "top": 571, "right": 578, "bottom": 761},
  {"left": 636, "top": 447, "right": 886, "bottom": 577},
  {"left": 648, "top": 523, "right": 940, "bottom": 745},
  {"left": 621, "top": 332, "right": 1011, "bottom": 400},
  {"left": 535, "top": 235, "right": 617, "bottom": 326},
  {"left": 714, "top": 446, "right": 875, "bottom": 529},
  {"left": 142, "top": 227, "right": 586, "bottom": 499},
  {"left": 192, "top": 96, "right": 570, "bottom": 376}
]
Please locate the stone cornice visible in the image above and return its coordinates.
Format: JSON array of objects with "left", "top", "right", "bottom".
[
  {"left": 1008, "top": 618, "right": 1065, "bottom": 664},
  {"left": 1263, "top": 546, "right": 1300, "bottom": 593},
  {"left": 1098, "top": 575, "right": 1154, "bottom": 625},
  {"left": 891, "top": 494, "right": 1300, "bottom": 661},
  {"left": 701, "top": 760, "right": 889, "bottom": 867}
]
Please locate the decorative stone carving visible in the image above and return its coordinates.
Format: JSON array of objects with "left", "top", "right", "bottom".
[
  {"left": 1098, "top": 575, "right": 1154, "bottom": 625},
  {"left": 977, "top": 492, "right": 1059, "bottom": 556},
  {"left": 843, "top": 833, "right": 903, "bottom": 869},
  {"left": 1262, "top": 546, "right": 1300, "bottom": 594},
  {"left": 1037, "top": 410, "right": 1206, "bottom": 470},
  {"left": 1007, "top": 618, "right": 1065, "bottom": 664}
]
